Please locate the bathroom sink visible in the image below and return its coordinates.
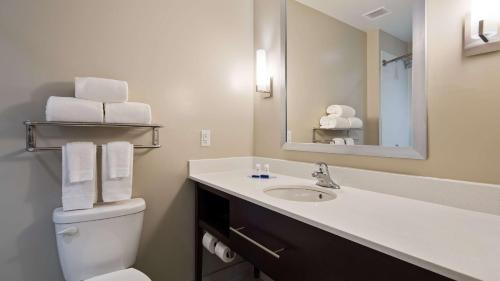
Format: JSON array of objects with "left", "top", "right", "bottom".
[{"left": 263, "top": 185, "right": 336, "bottom": 202}]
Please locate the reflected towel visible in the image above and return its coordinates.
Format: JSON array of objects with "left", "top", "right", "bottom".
[
  {"left": 319, "top": 117, "right": 350, "bottom": 129},
  {"left": 326, "top": 105, "right": 356, "bottom": 118},
  {"left": 348, "top": 117, "right": 363, "bottom": 129}
]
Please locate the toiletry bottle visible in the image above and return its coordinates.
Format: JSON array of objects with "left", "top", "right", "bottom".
[
  {"left": 252, "top": 164, "right": 261, "bottom": 178},
  {"left": 261, "top": 164, "right": 270, "bottom": 179}
]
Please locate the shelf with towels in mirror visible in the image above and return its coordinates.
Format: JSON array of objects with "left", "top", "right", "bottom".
[
  {"left": 312, "top": 128, "right": 361, "bottom": 144},
  {"left": 23, "top": 120, "right": 162, "bottom": 152}
]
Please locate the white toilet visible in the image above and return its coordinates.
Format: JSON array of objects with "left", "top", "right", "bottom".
[{"left": 52, "top": 198, "right": 151, "bottom": 281}]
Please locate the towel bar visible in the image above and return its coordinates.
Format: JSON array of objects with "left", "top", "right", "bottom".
[{"left": 24, "top": 121, "right": 162, "bottom": 152}]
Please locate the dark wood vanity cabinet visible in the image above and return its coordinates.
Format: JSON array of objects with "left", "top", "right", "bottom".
[{"left": 195, "top": 183, "right": 453, "bottom": 281}]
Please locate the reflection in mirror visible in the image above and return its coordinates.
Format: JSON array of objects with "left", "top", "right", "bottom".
[{"left": 286, "top": 0, "right": 416, "bottom": 148}]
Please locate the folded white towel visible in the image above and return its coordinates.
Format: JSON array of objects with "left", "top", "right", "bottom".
[
  {"left": 107, "top": 141, "right": 133, "bottom": 179},
  {"left": 104, "top": 102, "right": 152, "bottom": 124},
  {"left": 326, "top": 105, "right": 356, "bottom": 118},
  {"left": 65, "top": 142, "right": 95, "bottom": 183},
  {"left": 102, "top": 144, "right": 134, "bottom": 202},
  {"left": 75, "top": 77, "right": 128, "bottom": 103},
  {"left": 62, "top": 144, "right": 97, "bottom": 211},
  {"left": 46, "top": 96, "right": 103, "bottom": 122},
  {"left": 331, "top": 138, "right": 346, "bottom": 145},
  {"left": 345, "top": 138, "right": 355, "bottom": 146},
  {"left": 320, "top": 117, "right": 350, "bottom": 129},
  {"left": 347, "top": 117, "right": 363, "bottom": 129}
]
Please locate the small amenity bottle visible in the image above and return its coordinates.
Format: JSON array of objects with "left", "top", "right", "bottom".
[
  {"left": 261, "top": 164, "right": 270, "bottom": 179},
  {"left": 252, "top": 164, "right": 262, "bottom": 178}
]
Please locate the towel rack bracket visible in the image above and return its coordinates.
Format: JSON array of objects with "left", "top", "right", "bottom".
[{"left": 23, "top": 120, "right": 163, "bottom": 152}]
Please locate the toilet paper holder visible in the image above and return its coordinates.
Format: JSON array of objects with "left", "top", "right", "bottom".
[{"left": 230, "top": 226, "right": 285, "bottom": 259}]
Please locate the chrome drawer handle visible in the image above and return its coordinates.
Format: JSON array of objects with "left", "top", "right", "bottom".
[{"left": 230, "top": 226, "right": 284, "bottom": 259}]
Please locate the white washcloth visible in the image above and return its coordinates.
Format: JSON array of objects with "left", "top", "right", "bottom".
[
  {"left": 62, "top": 144, "right": 97, "bottom": 211},
  {"left": 345, "top": 138, "right": 355, "bottom": 145},
  {"left": 65, "top": 142, "right": 95, "bottom": 183},
  {"left": 102, "top": 144, "right": 134, "bottom": 202},
  {"left": 320, "top": 117, "right": 350, "bottom": 129},
  {"left": 331, "top": 138, "right": 346, "bottom": 145},
  {"left": 326, "top": 105, "right": 356, "bottom": 118},
  {"left": 347, "top": 117, "right": 363, "bottom": 129},
  {"left": 107, "top": 141, "right": 133, "bottom": 179},
  {"left": 75, "top": 77, "right": 128, "bottom": 103},
  {"left": 46, "top": 96, "right": 103, "bottom": 122},
  {"left": 104, "top": 102, "right": 152, "bottom": 124}
]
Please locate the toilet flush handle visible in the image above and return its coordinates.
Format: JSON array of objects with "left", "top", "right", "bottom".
[{"left": 57, "top": 226, "right": 78, "bottom": 236}]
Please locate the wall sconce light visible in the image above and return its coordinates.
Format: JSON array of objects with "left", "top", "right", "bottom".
[
  {"left": 256, "top": 49, "right": 272, "bottom": 98},
  {"left": 465, "top": 0, "right": 500, "bottom": 56}
]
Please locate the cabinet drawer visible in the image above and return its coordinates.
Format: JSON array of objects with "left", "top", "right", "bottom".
[
  {"left": 229, "top": 196, "right": 452, "bottom": 281},
  {"left": 230, "top": 198, "right": 305, "bottom": 281}
]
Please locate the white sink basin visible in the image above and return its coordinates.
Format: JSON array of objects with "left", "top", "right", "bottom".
[{"left": 264, "top": 185, "right": 337, "bottom": 202}]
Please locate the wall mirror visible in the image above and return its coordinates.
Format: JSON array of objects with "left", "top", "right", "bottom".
[{"left": 281, "top": 0, "right": 427, "bottom": 159}]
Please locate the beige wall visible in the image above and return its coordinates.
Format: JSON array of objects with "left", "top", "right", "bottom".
[
  {"left": 0, "top": 0, "right": 253, "bottom": 280},
  {"left": 365, "top": 30, "right": 381, "bottom": 145},
  {"left": 254, "top": 0, "right": 500, "bottom": 185},
  {"left": 286, "top": 0, "right": 366, "bottom": 144}
]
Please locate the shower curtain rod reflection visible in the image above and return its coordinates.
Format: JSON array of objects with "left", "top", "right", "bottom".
[{"left": 382, "top": 53, "right": 412, "bottom": 67}]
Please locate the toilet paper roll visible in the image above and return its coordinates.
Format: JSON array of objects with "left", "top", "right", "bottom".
[
  {"left": 214, "top": 242, "right": 236, "bottom": 263},
  {"left": 202, "top": 232, "right": 218, "bottom": 254}
]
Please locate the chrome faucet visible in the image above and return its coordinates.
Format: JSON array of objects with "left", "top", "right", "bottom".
[{"left": 312, "top": 162, "right": 340, "bottom": 189}]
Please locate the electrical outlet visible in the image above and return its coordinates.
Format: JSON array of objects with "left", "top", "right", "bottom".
[{"left": 201, "top": 129, "right": 211, "bottom": 147}]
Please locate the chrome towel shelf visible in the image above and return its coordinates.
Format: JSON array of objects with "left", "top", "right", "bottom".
[{"left": 24, "top": 121, "right": 162, "bottom": 152}]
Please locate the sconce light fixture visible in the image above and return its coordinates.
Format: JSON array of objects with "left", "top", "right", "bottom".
[
  {"left": 256, "top": 49, "right": 272, "bottom": 98},
  {"left": 465, "top": 0, "right": 500, "bottom": 56}
]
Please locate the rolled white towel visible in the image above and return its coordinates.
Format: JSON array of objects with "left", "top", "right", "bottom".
[
  {"left": 75, "top": 77, "right": 128, "bottom": 103},
  {"left": 46, "top": 96, "right": 103, "bottom": 122},
  {"left": 104, "top": 102, "right": 152, "bottom": 124},
  {"left": 347, "top": 117, "right": 363, "bottom": 129},
  {"left": 319, "top": 117, "right": 350, "bottom": 129},
  {"left": 320, "top": 115, "right": 333, "bottom": 126},
  {"left": 326, "top": 105, "right": 356, "bottom": 118}
]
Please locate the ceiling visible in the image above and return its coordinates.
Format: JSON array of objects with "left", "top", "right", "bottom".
[{"left": 295, "top": 0, "right": 414, "bottom": 42}]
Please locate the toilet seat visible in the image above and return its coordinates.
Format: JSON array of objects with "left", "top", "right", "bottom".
[{"left": 85, "top": 268, "right": 151, "bottom": 281}]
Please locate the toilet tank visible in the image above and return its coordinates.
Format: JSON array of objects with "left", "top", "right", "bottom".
[{"left": 53, "top": 198, "right": 146, "bottom": 281}]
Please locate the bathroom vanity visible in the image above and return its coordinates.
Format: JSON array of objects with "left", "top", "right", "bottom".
[
  {"left": 195, "top": 183, "right": 450, "bottom": 281},
  {"left": 190, "top": 157, "right": 500, "bottom": 281}
]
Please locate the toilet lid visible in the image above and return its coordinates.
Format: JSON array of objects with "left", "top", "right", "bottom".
[{"left": 85, "top": 268, "right": 151, "bottom": 281}]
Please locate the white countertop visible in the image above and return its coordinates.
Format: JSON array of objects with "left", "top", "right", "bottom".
[{"left": 189, "top": 169, "right": 500, "bottom": 281}]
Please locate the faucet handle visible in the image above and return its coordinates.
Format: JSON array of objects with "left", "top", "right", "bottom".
[{"left": 314, "top": 162, "right": 329, "bottom": 174}]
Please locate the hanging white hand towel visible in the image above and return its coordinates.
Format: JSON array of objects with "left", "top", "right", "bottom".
[
  {"left": 102, "top": 143, "right": 134, "bottom": 202},
  {"left": 75, "top": 77, "right": 128, "bottom": 103},
  {"left": 62, "top": 143, "right": 97, "bottom": 211},
  {"left": 326, "top": 105, "right": 356, "bottom": 118}
]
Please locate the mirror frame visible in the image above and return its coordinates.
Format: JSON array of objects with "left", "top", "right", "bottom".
[{"left": 280, "top": 0, "right": 428, "bottom": 159}]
